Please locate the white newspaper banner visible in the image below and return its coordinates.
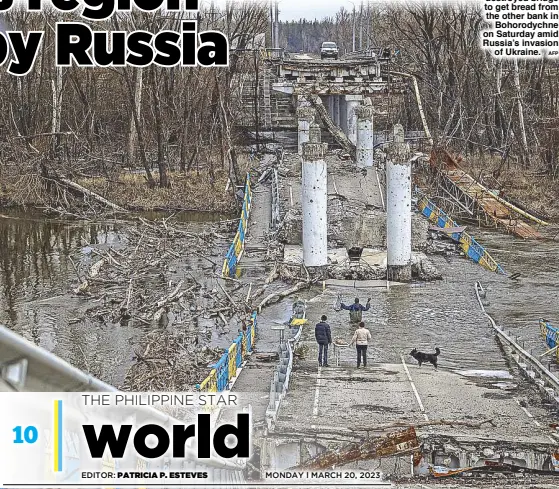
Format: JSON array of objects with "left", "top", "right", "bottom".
[{"left": 0, "top": 392, "right": 248, "bottom": 487}]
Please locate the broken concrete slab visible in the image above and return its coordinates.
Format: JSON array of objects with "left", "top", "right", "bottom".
[
  {"left": 325, "top": 279, "right": 405, "bottom": 288},
  {"left": 282, "top": 246, "right": 441, "bottom": 281},
  {"left": 276, "top": 152, "right": 430, "bottom": 250}
]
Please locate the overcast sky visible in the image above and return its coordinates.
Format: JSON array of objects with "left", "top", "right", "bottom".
[
  {"left": 272, "top": 0, "right": 348, "bottom": 21},
  {"left": 212, "top": 0, "right": 367, "bottom": 22},
  {"left": 217, "top": 0, "right": 449, "bottom": 22}
]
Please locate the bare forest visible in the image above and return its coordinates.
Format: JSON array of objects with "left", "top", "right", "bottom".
[
  {"left": 1, "top": 2, "right": 558, "bottom": 216},
  {"left": 0, "top": 2, "right": 269, "bottom": 214},
  {"left": 281, "top": 3, "right": 559, "bottom": 176}
]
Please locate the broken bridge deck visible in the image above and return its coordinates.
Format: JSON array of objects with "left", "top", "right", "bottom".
[
  {"left": 445, "top": 169, "right": 543, "bottom": 239},
  {"left": 269, "top": 283, "right": 559, "bottom": 475}
]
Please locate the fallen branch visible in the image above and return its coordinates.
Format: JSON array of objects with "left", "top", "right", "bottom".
[
  {"left": 265, "top": 261, "right": 279, "bottom": 285},
  {"left": 59, "top": 177, "right": 126, "bottom": 212},
  {"left": 144, "top": 283, "right": 199, "bottom": 320},
  {"left": 192, "top": 251, "right": 218, "bottom": 267},
  {"left": 246, "top": 283, "right": 252, "bottom": 302},
  {"left": 539, "top": 345, "right": 559, "bottom": 358},
  {"left": 257, "top": 281, "right": 312, "bottom": 312},
  {"left": 217, "top": 280, "right": 243, "bottom": 312}
]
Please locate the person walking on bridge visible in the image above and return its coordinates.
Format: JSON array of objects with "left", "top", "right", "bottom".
[
  {"left": 315, "top": 315, "right": 332, "bottom": 367},
  {"left": 341, "top": 297, "right": 371, "bottom": 324},
  {"left": 350, "top": 321, "right": 372, "bottom": 368}
]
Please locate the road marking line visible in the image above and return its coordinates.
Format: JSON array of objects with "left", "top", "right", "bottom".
[
  {"left": 515, "top": 399, "right": 542, "bottom": 427},
  {"left": 547, "top": 435, "right": 556, "bottom": 443},
  {"left": 520, "top": 406, "right": 533, "bottom": 418},
  {"left": 312, "top": 366, "right": 322, "bottom": 417},
  {"left": 401, "top": 355, "right": 429, "bottom": 421}
]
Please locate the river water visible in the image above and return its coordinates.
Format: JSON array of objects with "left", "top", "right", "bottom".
[
  {"left": 302, "top": 222, "right": 559, "bottom": 385},
  {"left": 0, "top": 210, "right": 230, "bottom": 386},
  {"left": 355, "top": 226, "right": 559, "bottom": 377},
  {"left": 477, "top": 229, "right": 559, "bottom": 366},
  {"left": 1, "top": 208, "right": 557, "bottom": 387}
]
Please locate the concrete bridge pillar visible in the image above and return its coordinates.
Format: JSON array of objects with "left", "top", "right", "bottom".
[
  {"left": 345, "top": 95, "right": 363, "bottom": 145},
  {"left": 327, "top": 96, "right": 335, "bottom": 121},
  {"left": 386, "top": 124, "right": 412, "bottom": 281},
  {"left": 355, "top": 105, "right": 374, "bottom": 168},
  {"left": 340, "top": 96, "right": 348, "bottom": 134},
  {"left": 302, "top": 142, "right": 329, "bottom": 267},
  {"left": 297, "top": 107, "right": 315, "bottom": 156},
  {"left": 333, "top": 96, "right": 341, "bottom": 127},
  {"left": 309, "top": 121, "right": 322, "bottom": 143}
]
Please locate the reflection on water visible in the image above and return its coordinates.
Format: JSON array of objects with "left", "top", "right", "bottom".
[
  {"left": 0, "top": 209, "right": 230, "bottom": 386},
  {"left": 476, "top": 230, "right": 559, "bottom": 370},
  {"left": 366, "top": 256, "right": 510, "bottom": 372},
  {"left": 0, "top": 211, "right": 137, "bottom": 384},
  {"left": 0, "top": 213, "right": 125, "bottom": 319},
  {"left": 138, "top": 210, "right": 233, "bottom": 223},
  {"left": 2, "top": 206, "right": 558, "bottom": 385}
]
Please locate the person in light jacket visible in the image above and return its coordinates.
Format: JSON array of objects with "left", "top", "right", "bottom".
[{"left": 350, "top": 321, "right": 372, "bottom": 368}]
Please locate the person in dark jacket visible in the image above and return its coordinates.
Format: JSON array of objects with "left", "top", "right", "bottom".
[
  {"left": 315, "top": 315, "right": 332, "bottom": 367},
  {"left": 341, "top": 297, "right": 371, "bottom": 323}
]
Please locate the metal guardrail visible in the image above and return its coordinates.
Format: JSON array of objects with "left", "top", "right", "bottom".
[
  {"left": 271, "top": 149, "right": 283, "bottom": 230},
  {"left": 265, "top": 324, "right": 302, "bottom": 430},
  {"left": 438, "top": 171, "right": 478, "bottom": 217},
  {"left": 197, "top": 312, "right": 257, "bottom": 393},
  {"left": 432, "top": 150, "right": 547, "bottom": 238},
  {"left": 343, "top": 46, "right": 392, "bottom": 60},
  {"left": 417, "top": 191, "right": 506, "bottom": 275},
  {"left": 540, "top": 319, "right": 559, "bottom": 362},
  {"left": 0, "top": 324, "right": 116, "bottom": 393},
  {"left": 222, "top": 174, "right": 252, "bottom": 278},
  {"left": 259, "top": 47, "right": 285, "bottom": 60},
  {"left": 476, "top": 282, "right": 559, "bottom": 405},
  {"left": 0, "top": 325, "right": 247, "bottom": 473},
  {"left": 265, "top": 303, "right": 306, "bottom": 430}
]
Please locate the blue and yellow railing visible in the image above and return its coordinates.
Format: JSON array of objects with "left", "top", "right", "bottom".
[
  {"left": 197, "top": 312, "right": 257, "bottom": 392},
  {"left": 223, "top": 174, "right": 252, "bottom": 278},
  {"left": 540, "top": 319, "right": 559, "bottom": 361},
  {"left": 417, "top": 194, "right": 506, "bottom": 275}
]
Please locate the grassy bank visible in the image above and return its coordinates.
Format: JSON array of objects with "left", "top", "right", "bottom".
[
  {"left": 76, "top": 170, "right": 237, "bottom": 213},
  {"left": 0, "top": 168, "right": 240, "bottom": 215},
  {"left": 462, "top": 156, "right": 559, "bottom": 221}
]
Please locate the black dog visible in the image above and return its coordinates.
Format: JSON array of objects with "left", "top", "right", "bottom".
[{"left": 409, "top": 347, "right": 441, "bottom": 369}]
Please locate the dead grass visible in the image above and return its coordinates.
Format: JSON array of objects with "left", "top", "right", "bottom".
[
  {"left": 460, "top": 155, "right": 559, "bottom": 221},
  {"left": 0, "top": 160, "right": 248, "bottom": 215},
  {"left": 77, "top": 170, "right": 237, "bottom": 213},
  {"left": 0, "top": 173, "right": 48, "bottom": 207}
]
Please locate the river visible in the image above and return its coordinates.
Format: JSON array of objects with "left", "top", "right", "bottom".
[
  {"left": 1, "top": 208, "right": 557, "bottom": 387},
  {"left": 311, "top": 224, "right": 559, "bottom": 382},
  {"left": 0, "top": 210, "right": 231, "bottom": 386}
]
